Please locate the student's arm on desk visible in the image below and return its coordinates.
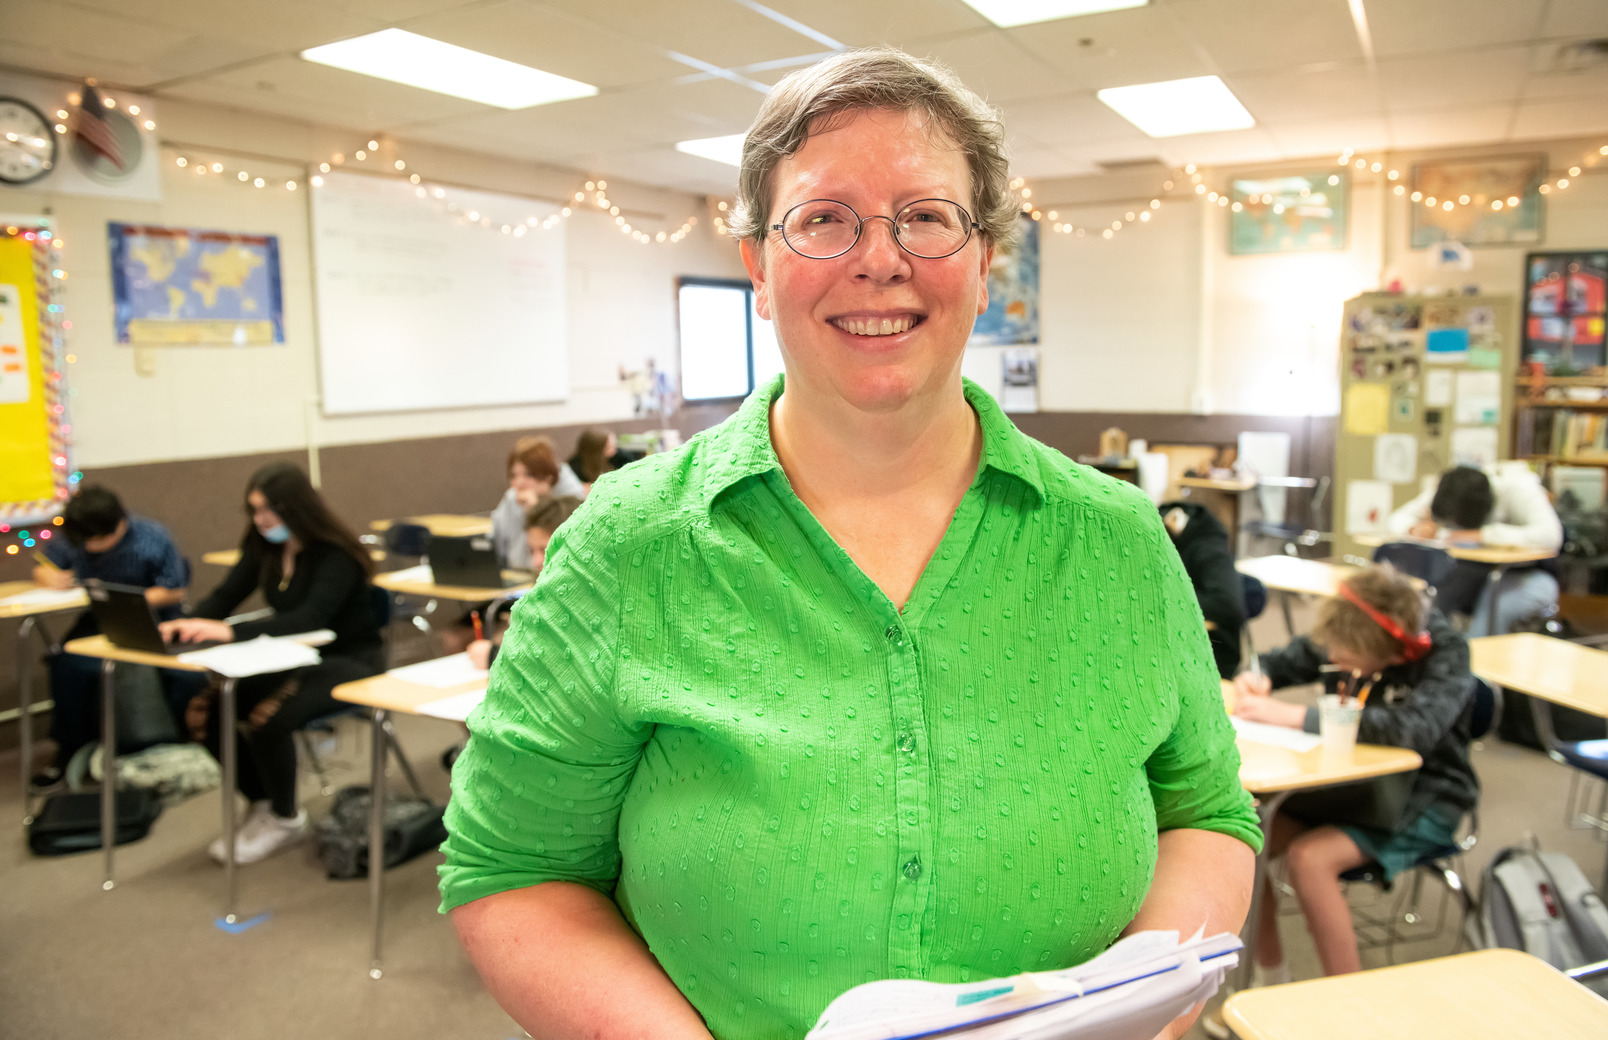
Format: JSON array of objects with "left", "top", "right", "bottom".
[
  {"left": 145, "top": 585, "right": 187, "bottom": 610},
  {"left": 452, "top": 883, "right": 713, "bottom": 1040},
  {"left": 32, "top": 564, "right": 74, "bottom": 589},
  {"left": 1387, "top": 483, "right": 1436, "bottom": 537}
]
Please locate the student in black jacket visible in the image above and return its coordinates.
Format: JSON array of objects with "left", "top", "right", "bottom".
[
  {"left": 163, "top": 462, "right": 382, "bottom": 865},
  {"left": 1231, "top": 564, "right": 1476, "bottom": 980},
  {"left": 1161, "top": 501, "right": 1245, "bottom": 678}
]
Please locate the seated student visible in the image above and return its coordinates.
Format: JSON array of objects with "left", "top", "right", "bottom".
[
  {"left": 30, "top": 485, "right": 192, "bottom": 787},
  {"left": 1231, "top": 564, "right": 1477, "bottom": 979},
  {"left": 1387, "top": 462, "right": 1563, "bottom": 636},
  {"left": 491, "top": 436, "right": 584, "bottom": 571},
  {"left": 467, "top": 494, "right": 583, "bottom": 671},
  {"left": 1161, "top": 500, "right": 1244, "bottom": 679},
  {"left": 567, "top": 428, "right": 640, "bottom": 490},
  {"left": 162, "top": 462, "right": 382, "bottom": 864}
]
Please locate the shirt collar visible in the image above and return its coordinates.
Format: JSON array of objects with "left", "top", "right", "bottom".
[{"left": 700, "top": 374, "right": 1046, "bottom": 512}]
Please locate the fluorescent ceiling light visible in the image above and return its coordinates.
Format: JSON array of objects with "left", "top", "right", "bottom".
[
  {"left": 301, "top": 29, "right": 597, "bottom": 109},
  {"left": 959, "top": 0, "right": 1147, "bottom": 28},
  {"left": 676, "top": 134, "right": 746, "bottom": 167},
  {"left": 1096, "top": 75, "right": 1255, "bottom": 138}
]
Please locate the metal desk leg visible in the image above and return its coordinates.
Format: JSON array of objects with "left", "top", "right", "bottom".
[
  {"left": 18, "top": 616, "right": 36, "bottom": 827},
  {"left": 1235, "top": 790, "right": 1292, "bottom": 990},
  {"left": 368, "top": 707, "right": 388, "bottom": 980},
  {"left": 1279, "top": 591, "right": 1296, "bottom": 639},
  {"left": 220, "top": 677, "right": 239, "bottom": 924},
  {"left": 100, "top": 659, "right": 117, "bottom": 891},
  {"left": 1480, "top": 564, "right": 1510, "bottom": 638}
]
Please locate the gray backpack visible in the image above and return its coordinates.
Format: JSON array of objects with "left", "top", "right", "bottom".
[{"left": 1479, "top": 845, "right": 1608, "bottom": 996}]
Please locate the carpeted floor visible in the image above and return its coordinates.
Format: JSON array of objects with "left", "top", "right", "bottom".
[{"left": 1, "top": 604, "right": 1603, "bottom": 1040}]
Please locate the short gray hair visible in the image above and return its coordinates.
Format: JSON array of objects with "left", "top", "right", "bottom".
[{"left": 729, "top": 48, "right": 1019, "bottom": 250}]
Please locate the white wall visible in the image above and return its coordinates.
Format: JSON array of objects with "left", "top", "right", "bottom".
[{"left": 6, "top": 96, "right": 745, "bottom": 468}]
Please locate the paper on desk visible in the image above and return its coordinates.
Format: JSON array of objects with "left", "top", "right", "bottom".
[
  {"left": 415, "top": 688, "right": 486, "bottom": 722},
  {"left": 177, "top": 636, "right": 322, "bottom": 677},
  {"left": 389, "top": 653, "right": 488, "bottom": 689},
  {"left": 0, "top": 587, "right": 85, "bottom": 609},
  {"left": 381, "top": 563, "right": 432, "bottom": 583},
  {"left": 1231, "top": 717, "right": 1323, "bottom": 752}
]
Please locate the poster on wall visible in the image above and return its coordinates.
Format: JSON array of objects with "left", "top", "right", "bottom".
[
  {"left": 1520, "top": 250, "right": 1608, "bottom": 371},
  {"left": 1000, "top": 347, "right": 1039, "bottom": 412},
  {"left": 970, "top": 214, "right": 1038, "bottom": 345},
  {"left": 1228, "top": 170, "right": 1348, "bottom": 254},
  {"left": 0, "top": 220, "right": 72, "bottom": 525},
  {"left": 1409, "top": 154, "right": 1545, "bottom": 248},
  {"left": 107, "top": 223, "right": 284, "bottom": 346}
]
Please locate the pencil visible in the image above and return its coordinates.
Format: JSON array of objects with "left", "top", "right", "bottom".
[
  {"left": 471, "top": 611, "right": 484, "bottom": 642},
  {"left": 32, "top": 550, "right": 61, "bottom": 572}
]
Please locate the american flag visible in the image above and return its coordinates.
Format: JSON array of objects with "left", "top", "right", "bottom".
[{"left": 73, "top": 84, "right": 125, "bottom": 170}]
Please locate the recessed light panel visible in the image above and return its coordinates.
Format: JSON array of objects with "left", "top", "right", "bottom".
[
  {"left": 1096, "top": 76, "right": 1255, "bottom": 138},
  {"left": 959, "top": 0, "right": 1147, "bottom": 28},
  {"left": 675, "top": 134, "right": 747, "bottom": 167},
  {"left": 301, "top": 30, "right": 597, "bottom": 110}
]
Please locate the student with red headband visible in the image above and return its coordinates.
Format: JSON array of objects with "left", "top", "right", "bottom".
[{"left": 1229, "top": 564, "right": 1478, "bottom": 982}]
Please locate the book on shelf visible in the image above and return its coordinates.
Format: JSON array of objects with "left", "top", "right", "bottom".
[
  {"left": 1518, "top": 405, "right": 1608, "bottom": 461},
  {"left": 806, "top": 929, "right": 1240, "bottom": 1040}
]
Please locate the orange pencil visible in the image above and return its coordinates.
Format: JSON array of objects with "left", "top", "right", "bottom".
[{"left": 471, "top": 611, "right": 484, "bottom": 642}]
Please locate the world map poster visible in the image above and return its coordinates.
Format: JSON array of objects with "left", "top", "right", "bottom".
[{"left": 108, "top": 223, "right": 284, "bottom": 345}]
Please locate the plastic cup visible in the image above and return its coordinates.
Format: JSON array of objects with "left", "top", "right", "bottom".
[{"left": 1318, "top": 694, "right": 1361, "bottom": 756}]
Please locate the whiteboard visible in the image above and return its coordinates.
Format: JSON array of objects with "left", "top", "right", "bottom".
[{"left": 309, "top": 171, "right": 567, "bottom": 415}]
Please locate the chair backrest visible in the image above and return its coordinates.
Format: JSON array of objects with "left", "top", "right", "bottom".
[
  {"left": 1371, "top": 540, "right": 1456, "bottom": 587},
  {"left": 383, "top": 522, "right": 432, "bottom": 558},
  {"left": 1467, "top": 677, "right": 1501, "bottom": 741},
  {"left": 1242, "top": 573, "right": 1268, "bottom": 620}
]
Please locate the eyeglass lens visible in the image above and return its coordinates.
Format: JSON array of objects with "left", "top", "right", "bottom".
[{"left": 780, "top": 200, "right": 972, "bottom": 259}]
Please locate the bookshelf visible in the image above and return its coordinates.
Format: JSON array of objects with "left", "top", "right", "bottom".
[{"left": 1514, "top": 368, "right": 1608, "bottom": 470}]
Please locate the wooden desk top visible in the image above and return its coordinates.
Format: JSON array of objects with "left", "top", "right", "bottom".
[
  {"left": 63, "top": 634, "right": 210, "bottom": 672},
  {"left": 1220, "top": 679, "right": 1423, "bottom": 793},
  {"left": 1351, "top": 532, "right": 1555, "bottom": 565},
  {"left": 1179, "top": 475, "right": 1258, "bottom": 492},
  {"left": 1235, "top": 556, "right": 1361, "bottom": 598},
  {"left": 373, "top": 566, "right": 533, "bottom": 602},
  {"left": 368, "top": 514, "right": 492, "bottom": 537},
  {"left": 1223, "top": 948, "right": 1608, "bottom": 1040},
  {"left": 202, "top": 548, "right": 383, "bottom": 568},
  {"left": 1471, "top": 632, "right": 1608, "bottom": 719},
  {"left": 333, "top": 670, "right": 485, "bottom": 714},
  {"left": 0, "top": 581, "right": 88, "bottom": 620}
]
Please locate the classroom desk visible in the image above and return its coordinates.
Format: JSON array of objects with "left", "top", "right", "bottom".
[
  {"left": 2, "top": 581, "right": 90, "bottom": 825},
  {"left": 371, "top": 565, "right": 532, "bottom": 603},
  {"left": 1351, "top": 532, "right": 1555, "bottom": 567},
  {"left": 1222, "top": 948, "right": 1608, "bottom": 1040},
  {"left": 1179, "top": 475, "right": 1258, "bottom": 550},
  {"left": 1234, "top": 556, "right": 1362, "bottom": 636},
  {"left": 202, "top": 548, "right": 385, "bottom": 568},
  {"left": 1469, "top": 632, "right": 1608, "bottom": 719},
  {"left": 332, "top": 665, "right": 487, "bottom": 978},
  {"left": 1221, "top": 679, "right": 1424, "bottom": 992},
  {"left": 368, "top": 514, "right": 492, "bottom": 538}
]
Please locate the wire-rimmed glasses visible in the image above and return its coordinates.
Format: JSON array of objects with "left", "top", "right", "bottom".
[{"left": 770, "top": 198, "right": 980, "bottom": 260}]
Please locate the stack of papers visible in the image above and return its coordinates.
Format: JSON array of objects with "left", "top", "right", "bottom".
[
  {"left": 808, "top": 930, "right": 1240, "bottom": 1040},
  {"left": 1231, "top": 717, "right": 1324, "bottom": 752},
  {"left": 388, "top": 653, "right": 488, "bottom": 688},
  {"left": 415, "top": 688, "right": 487, "bottom": 722},
  {"left": 381, "top": 563, "right": 433, "bottom": 583},
  {"left": 0, "top": 587, "right": 86, "bottom": 609},
  {"left": 177, "top": 636, "right": 322, "bottom": 678}
]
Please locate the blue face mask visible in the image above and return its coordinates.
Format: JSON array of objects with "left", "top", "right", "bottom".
[{"left": 261, "top": 523, "right": 291, "bottom": 545}]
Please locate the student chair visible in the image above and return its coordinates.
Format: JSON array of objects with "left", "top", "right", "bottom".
[
  {"left": 1244, "top": 475, "right": 1331, "bottom": 558},
  {"left": 1370, "top": 541, "right": 1456, "bottom": 589},
  {"left": 1334, "top": 677, "right": 1501, "bottom": 961}
]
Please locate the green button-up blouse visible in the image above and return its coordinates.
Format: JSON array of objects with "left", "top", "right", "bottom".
[{"left": 439, "top": 376, "right": 1261, "bottom": 1039}]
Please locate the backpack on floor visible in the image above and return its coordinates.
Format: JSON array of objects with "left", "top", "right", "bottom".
[
  {"left": 1478, "top": 844, "right": 1608, "bottom": 996},
  {"left": 312, "top": 785, "right": 446, "bottom": 879},
  {"left": 28, "top": 789, "right": 164, "bottom": 856}
]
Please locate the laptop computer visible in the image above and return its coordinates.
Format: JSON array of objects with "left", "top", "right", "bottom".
[
  {"left": 429, "top": 535, "right": 529, "bottom": 589},
  {"left": 85, "top": 580, "right": 225, "bottom": 655}
]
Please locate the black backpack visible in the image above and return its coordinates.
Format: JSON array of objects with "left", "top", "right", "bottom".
[
  {"left": 29, "top": 789, "right": 164, "bottom": 856},
  {"left": 312, "top": 785, "right": 446, "bottom": 879}
]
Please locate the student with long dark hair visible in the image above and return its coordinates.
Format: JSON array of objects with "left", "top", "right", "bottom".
[{"left": 162, "top": 462, "right": 382, "bottom": 864}]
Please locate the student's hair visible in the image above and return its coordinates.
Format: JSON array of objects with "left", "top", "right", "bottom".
[
  {"left": 60, "top": 485, "right": 127, "bottom": 546},
  {"left": 1429, "top": 466, "right": 1494, "bottom": 531},
  {"left": 241, "top": 462, "right": 374, "bottom": 577},
  {"left": 524, "top": 494, "right": 583, "bottom": 534},
  {"left": 1312, "top": 564, "right": 1426, "bottom": 663},
  {"left": 507, "top": 436, "right": 560, "bottom": 485},
  {"left": 573, "top": 429, "right": 615, "bottom": 484},
  {"left": 728, "top": 47, "right": 1018, "bottom": 250}
]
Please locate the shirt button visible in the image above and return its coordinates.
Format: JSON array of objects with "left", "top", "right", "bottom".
[
  {"left": 902, "top": 858, "right": 922, "bottom": 881},
  {"left": 897, "top": 732, "right": 916, "bottom": 755},
  {"left": 884, "top": 624, "right": 901, "bottom": 643}
]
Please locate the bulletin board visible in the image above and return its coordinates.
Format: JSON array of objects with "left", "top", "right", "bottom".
[
  {"left": 0, "top": 218, "right": 72, "bottom": 526},
  {"left": 1333, "top": 293, "right": 1518, "bottom": 562}
]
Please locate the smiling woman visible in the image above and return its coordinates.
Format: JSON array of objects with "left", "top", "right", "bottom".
[{"left": 440, "top": 47, "right": 1261, "bottom": 1040}]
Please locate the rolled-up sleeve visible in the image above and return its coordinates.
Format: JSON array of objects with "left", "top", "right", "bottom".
[
  {"left": 1139, "top": 518, "right": 1264, "bottom": 852},
  {"left": 438, "top": 520, "right": 651, "bottom": 912}
]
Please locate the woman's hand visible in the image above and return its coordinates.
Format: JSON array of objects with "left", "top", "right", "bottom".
[
  {"left": 467, "top": 639, "right": 493, "bottom": 670},
  {"left": 159, "top": 618, "right": 234, "bottom": 645},
  {"left": 1408, "top": 519, "right": 1438, "bottom": 539},
  {"left": 1232, "top": 672, "right": 1271, "bottom": 701},
  {"left": 1233, "top": 694, "right": 1306, "bottom": 728}
]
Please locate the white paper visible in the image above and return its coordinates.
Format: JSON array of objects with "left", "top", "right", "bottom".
[
  {"left": 1453, "top": 370, "right": 1501, "bottom": 425},
  {"left": 1451, "top": 426, "right": 1499, "bottom": 468},
  {"left": 176, "top": 636, "right": 321, "bottom": 677},
  {"left": 1345, "top": 479, "right": 1394, "bottom": 534},
  {"left": 1231, "top": 717, "right": 1324, "bottom": 752},
  {"left": 1425, "top": 369, "right": 1454, "bottom": 406},
  {"left": 380, "top": 563, "right": 432, "bottom": 583},
  {"left": 0, "top": 586, "right": 86, "bottom": 609},
  {"left": 388, "top": 652, "right": 488, "bottom": 689},
  {"left": 1373, "top": 433, "right": 1417, "bottom": 484},
  {"left": 415, "top": 688, "right": 486, "bottom": 722}
]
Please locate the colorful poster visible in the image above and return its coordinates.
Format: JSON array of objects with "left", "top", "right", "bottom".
[
  {"left": 1229, "top": 170, "right": 1348, "bottom": 254},
  {"left": 1374, "top": 434, "right": 1418, "bottom": 484},
  {"left": 1343, "top": 383, "right": 1390, "bottom": 435},
  {"left": 0, "top": 224, "right": 71, "bottom": 523},
  {"left": 1425, "top": 327, "right": 1470, "bottom": 364},
  {"left": 1409, "top": 154, "right": 1545, "bottom": 248},
  {"left": 1520, "top": 250, "right": 1608, "bottom": 370},
  {"left": 1345, "top": 479, "right": 1394, "bottom": 534},
  {"left": 108, "top": 223, "right": 284, "bottom": 345},
  {"left": 1454, "top": 370, "right": 1502, "bottom": 425},
  {"left": 971, "top": 214, "right": 1038, "bottom": 346}
]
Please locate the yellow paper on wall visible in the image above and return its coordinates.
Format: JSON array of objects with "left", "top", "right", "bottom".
[
  {"left": 1344, "top": 383, "right": 1390, "bottom": 436},
  {"left": 0, "top": 237, "right": 54, "bottom": 506}
]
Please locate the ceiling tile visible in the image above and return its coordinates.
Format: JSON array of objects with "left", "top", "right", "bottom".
[
  {"left": 1366, "top": 0, "right": 1549, "bottom": 58},
  {"left": 1151, "top": 127, "right": 1286, "bottom": 167},
  {"left": 1524, "top": 45, "right": 1608, "bottom": 101},
  {"left": 1539, "top": 0, "right": 1608, "bottom": 37},
  {"left": 1226, "top": 64, "right": 1382, "bottom": 124},
  {"left": 324, "top": 0, "right": 487, "bottom": 21},
  {"left": 1388, "top": 104, "right": 1515, "bottom": 149},
  {"left": 12, "top": 0, "right": 230, "bottom": 86},
  {"left": 911, "top": 29, "right": 1081, "bottom": 104},
  {"left": 1167, "top": 0, "right": 1362, "bottom": 73},
  {"left": 745, "top": 0, "right": 991, "bottom": 49},
  {"left": 535, "top": 0, "right": 828, "bottom": 69},
  {"left": 65, "top": 0, "right": 384, "bottom": 56},
  {"left": 1259, "top": 116, "right": 1391, "bottom": 160},
  {"left": 1510, "top": 94, "right": 1608, "bottom": 141},
  {"left": 1377, "top": 47, "right": 1531, "bottom": 111},
  {"left": 1005, "top": 5, "right": 1213, "bottom": 91},
  {"left": 1000, "top": 92, "right": 1151, "bottom": 149}
]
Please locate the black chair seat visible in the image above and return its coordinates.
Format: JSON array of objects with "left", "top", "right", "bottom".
[{"left": 1555, "top": 739, "right": 1608, "bottom": 780}]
